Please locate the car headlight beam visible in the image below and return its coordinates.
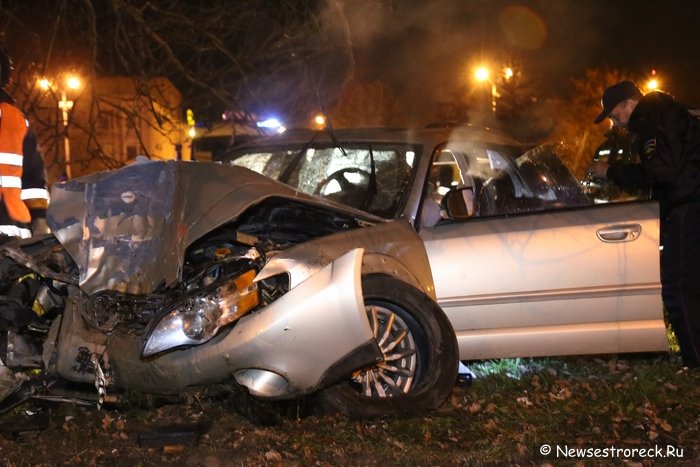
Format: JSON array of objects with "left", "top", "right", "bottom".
[{"left": 142, "top": 270, "right": 259, "bottom": 357}]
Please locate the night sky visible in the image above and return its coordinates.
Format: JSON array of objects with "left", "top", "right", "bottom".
[
  {"left": 4, "top": 0, "right": 700, "bottom": 119},
  {"left": 341, "top": 0, "right": 700, "bottom": 107}
]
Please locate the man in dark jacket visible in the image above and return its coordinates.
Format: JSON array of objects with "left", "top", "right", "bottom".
[
  {"left": 589, "top": 80, "right": 700, "bottom": 368},
  {"left": 0, "top": 42, "right": 49, "bottom": 243}
]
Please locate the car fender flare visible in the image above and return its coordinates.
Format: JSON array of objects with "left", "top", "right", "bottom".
[{"left": 361, "top": 252, "right": 435, "bottom": 300}]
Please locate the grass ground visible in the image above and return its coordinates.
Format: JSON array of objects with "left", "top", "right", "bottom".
[{"left": 1, "top": 352, "right": 699, "bottom": 466}]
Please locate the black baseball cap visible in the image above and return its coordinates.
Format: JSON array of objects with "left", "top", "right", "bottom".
[{"left": 593, "top": 81, "right": 643, "bottom": 124}]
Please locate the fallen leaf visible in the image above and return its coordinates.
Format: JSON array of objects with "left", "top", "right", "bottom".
[
  {"left": 516, "top": 396, "right": 532, "bottom": 407},
  {"left": 448, "top": 393, "right": 463, "bottom": 408},
  {"left": 483, "top": 420, "right": 498, "bottom": 431},
  {"left": 163, "top": 445, "right": 185, "bottom": 454},
  {"left": 101, "top": 414, "right": 113, "bottom": 431},
  {"left": 265, "top": 449, "right": 282, "bottom": 462},
  {"left": 389, "top": 439, "right": 405, "bottom": 449}
]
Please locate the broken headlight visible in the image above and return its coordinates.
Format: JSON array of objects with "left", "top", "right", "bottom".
[{"left": 142, "top": 270, "right": 259, "bottom": 357}]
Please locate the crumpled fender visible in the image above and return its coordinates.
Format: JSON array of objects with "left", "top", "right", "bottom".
[
  {"left": 256, "top": 218, "right": 436, "bottom": 300},
  {"left": 107, "top": 248, "right": 379, "bottom": 398}
]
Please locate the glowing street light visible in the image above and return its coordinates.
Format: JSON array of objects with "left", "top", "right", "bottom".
[
  {"left": 313, "top": 113, "right": 326, "bottom": 129},
  {"left": 37, "top": 73, "right": 82, "bottom": 179},
  {"left": 474, "top": 66, "right": 490, "bottom": 82},
  {"left": 504, "top": 67, "right": 514, "bottom": 80},
  {"left": 473, "top": 65, "right": 498, "bottom": 115},
  {"left": 66, "top": 75, "right": 81, "bottom": 90},
  {"left": 645, "top": 69, "right": 661, "bottom": 93}
]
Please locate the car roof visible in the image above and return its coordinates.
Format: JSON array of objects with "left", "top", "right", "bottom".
[{"left": 220, "top": 125, "right": 526, "bottom": 159}]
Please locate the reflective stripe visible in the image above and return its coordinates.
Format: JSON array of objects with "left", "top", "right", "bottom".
[
  {"left": 0, "top": 225, "right": 32, "bottom": 238},
  {"left": 21, "top": 188, "right": 50, "bottom": 201},
  {"left": 0, "top": 176, "right": 22, "bottom": 188},
  {"left": 0, "top": 152, "right": 23, "bottom": 166}
]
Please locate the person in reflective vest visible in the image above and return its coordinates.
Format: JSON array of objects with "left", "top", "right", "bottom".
[{"left": 0, "top": 42, "right": 49, "bottom": 243}]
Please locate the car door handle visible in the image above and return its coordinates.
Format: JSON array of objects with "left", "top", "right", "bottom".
[{"left": 596, "top": 223, "right": 642, "bottom": 242}]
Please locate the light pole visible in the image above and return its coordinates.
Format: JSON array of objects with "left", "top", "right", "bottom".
[
  {"left": 473, "top": 66, "right": 499, "bottom": 115},
  {"left": 473, "top": 65, "right": 515, "bottom": 117},
  {"left": 37, "top": 74, "right": 82, "bottom": 179}
]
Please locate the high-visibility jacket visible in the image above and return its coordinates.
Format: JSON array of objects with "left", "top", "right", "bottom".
[{"left": 0, "top": 99, "right": 49, "bottom": 238}]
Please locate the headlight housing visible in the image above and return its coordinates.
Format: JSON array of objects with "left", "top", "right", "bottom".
[{"left": 142, "top": 270, "right": 259, "bottom": 357}]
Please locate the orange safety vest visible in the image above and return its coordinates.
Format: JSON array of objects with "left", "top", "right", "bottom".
[{"left": 0, "top": 102, "right": 31, "bottom": 223}]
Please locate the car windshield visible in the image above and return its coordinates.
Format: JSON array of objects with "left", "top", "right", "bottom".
[{"left": 228, "top": 143, "right": 418, "bottom": 218}]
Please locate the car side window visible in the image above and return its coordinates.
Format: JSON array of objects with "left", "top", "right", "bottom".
[
  {"left": 427, "top": 150, "right": 462, "bottom": 201},
  {"left": 476, "top": 148, "right": 531, "bottom": 216},
  {"left": 472, "top": 145, "right": 593, "bottom": 217},
  {"left": 437, "top": 143, "right": 592, "bottom": 219},
  {"left": 421, "top": 149, "right": 464, "bottom": 226}
]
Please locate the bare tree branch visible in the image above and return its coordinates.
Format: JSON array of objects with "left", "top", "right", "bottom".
[{"left": 1, "top": 0, "right": 354, "bottom": 180}]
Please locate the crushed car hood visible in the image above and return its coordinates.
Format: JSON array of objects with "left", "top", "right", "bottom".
[{"left": 47, "top": 160, "right": 374, "bottom": 295}]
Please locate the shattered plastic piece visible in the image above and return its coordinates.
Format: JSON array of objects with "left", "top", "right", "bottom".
[{"left": 456, "top": 361, "right": 475, "bottom": 387}]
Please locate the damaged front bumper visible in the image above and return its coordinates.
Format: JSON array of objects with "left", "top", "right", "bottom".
[{"left": 105, "top": 248, "right": 380, "bottom": 399}]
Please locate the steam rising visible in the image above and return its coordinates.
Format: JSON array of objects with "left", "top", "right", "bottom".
[
  {"left": 331, "top": 1, "right": 602, "bottom": 124},
  {"left": 335, "top": 0, "right": 700, "bottom": 119}
]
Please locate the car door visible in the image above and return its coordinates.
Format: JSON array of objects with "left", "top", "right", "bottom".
[{"left": 419, "top": 146, "right": 667, "bottom": 360}]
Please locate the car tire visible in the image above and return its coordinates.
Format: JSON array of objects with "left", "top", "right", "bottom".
[{"left": 313, "top": 274, "right": 458, "bottom": 418}]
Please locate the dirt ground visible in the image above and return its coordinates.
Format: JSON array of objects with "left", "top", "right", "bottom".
[{"left": 1, "top": 354, "right": 700, "bottom": 466}]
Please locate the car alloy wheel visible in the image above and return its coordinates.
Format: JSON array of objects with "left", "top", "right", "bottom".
[
  {"left": 350, "top": 303, "right": 418, "bottom": 397},
  {"left": 313, "top": 274, "right": 458, "bottom": 418}
]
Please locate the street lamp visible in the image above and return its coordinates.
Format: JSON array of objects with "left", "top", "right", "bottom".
[
  {"left": 312, "top": 113, "right": 326, "bottom": 129},
  {"left": 37, "top": 73, "right": 82, "bottom": 179},
  {"left": 504, "top": 67, "right": 514, "bottom": 81},
  {"left": 644, "top": 69, "right": 661, "bottom": 93},
  {"left": 473, "top": 66, "right": 498, "bottom": 115}
]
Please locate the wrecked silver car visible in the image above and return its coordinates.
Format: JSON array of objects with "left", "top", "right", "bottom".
[{"left": 0, "top": 126, "right": 667, "bottom": 418}]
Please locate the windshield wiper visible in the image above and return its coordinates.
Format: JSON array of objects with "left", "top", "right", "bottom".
[
  {"left": 279, "top": 130, "right": 323, "bottom": 184},
  {"left": 361, "top": 145, "right": 378, "bottom": 211}
]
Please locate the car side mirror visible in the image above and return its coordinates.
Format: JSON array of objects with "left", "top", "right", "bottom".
[{"left": 442, "top": 186, "right": 477, "bottom": 220}]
